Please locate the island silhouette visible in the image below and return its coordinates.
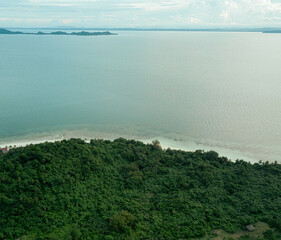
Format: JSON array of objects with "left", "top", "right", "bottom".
[{"left": 0, "top": 28, "right": 117, "bottom": 36}]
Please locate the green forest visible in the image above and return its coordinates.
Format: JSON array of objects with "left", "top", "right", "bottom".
[{"left": 0, "top": 138, "right": 280, "bottom": 240}]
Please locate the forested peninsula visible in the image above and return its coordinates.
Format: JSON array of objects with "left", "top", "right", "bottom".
[
  {"left": 0, "top": 139, "right": 280, "bottom": 240},
  {"left": 0, "top": 28, "right": 117, "bottom": 36}
]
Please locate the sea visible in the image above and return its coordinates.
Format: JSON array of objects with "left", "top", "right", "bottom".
[{"left": 0, "top": 30, "right": 280, "bottom": 163}]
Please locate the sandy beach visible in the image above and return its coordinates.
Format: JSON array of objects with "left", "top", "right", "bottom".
[{"left": 0, "top": 130, "right": 263, "bottom": 164}]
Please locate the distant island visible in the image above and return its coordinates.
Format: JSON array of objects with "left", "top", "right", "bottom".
[
  {"left": 263, "top": 30, "right": 281, "bottom": 33},
  {"left": 0, "top": 28, "right": 117, "bottom": 36},
  {"left": 2, "top": 27, "right": 281, "bottom": 35}
]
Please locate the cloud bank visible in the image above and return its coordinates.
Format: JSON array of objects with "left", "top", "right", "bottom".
[{"left": 1, "top": 0, "right": 281, "bottom": 28}]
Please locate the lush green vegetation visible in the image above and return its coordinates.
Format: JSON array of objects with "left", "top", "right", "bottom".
[{"left": 0, "top": 138, "right": 280, "bottom": 239}]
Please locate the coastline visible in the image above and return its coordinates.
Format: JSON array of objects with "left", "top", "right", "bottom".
[{"left": 0, "top": 131, "right": 264, "bottom": 164}]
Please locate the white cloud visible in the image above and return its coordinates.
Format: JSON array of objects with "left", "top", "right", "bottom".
[
  {"left": 0, "top": 17, "right": 21, "bottom": 22},
  {"left": 265, "top": 16, "right": 281, "bottom": 21},
  {"left": 118, "top": 1, "right": 191, "bottom": 11},
  {"left": 23, "top": 0, "right": 98, "bottom": 7},
  {"left": 172, "top": 16, "right": 201, "bottom": 24},
  {"left": 26, "top": 18, "right": 53, "bottom": 23},
  {"left": 220, "top": 10, "right": 229, "bottom": 19},
  {"left": 62, "top": 19, "right": 74, "bottom": 24},
  {"left": 1, "top": 0, "right": 281, "bottom": 27}
]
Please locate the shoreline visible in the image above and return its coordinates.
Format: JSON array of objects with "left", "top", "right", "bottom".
[{"left": 0, "top": 134, "right": 264, "bottom": 164}]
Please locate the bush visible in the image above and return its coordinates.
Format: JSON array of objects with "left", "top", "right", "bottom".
[
  {"left": 110, "top": 210, "right": 136, "bottom": 233},
  {"left": 70, "top": 228, "right": 81, "bottom": 240}
]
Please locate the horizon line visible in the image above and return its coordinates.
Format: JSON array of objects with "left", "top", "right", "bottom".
[{"left": 3, "top": 26, "right": 281, "bottom": 32}]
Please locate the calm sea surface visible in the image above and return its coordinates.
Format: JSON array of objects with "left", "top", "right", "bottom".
[{"left": 0, "top": 31, "right": 280, "bottom": 162}]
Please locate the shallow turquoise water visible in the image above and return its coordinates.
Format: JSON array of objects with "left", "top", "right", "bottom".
[{"left": 0, "top": 31, "right": 280, "bottom": 162}]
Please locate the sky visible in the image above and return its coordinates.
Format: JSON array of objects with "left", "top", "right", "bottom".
[{"left": 1, "top": 0, "right": 281, "bottom": 28}]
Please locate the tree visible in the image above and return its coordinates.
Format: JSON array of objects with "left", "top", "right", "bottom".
[{"left": 152, "top": 140, "right": 162, "bottom": 150}]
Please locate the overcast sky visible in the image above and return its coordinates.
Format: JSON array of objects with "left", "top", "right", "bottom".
[{"left": 1, "top": 0, "right": 281, "bottom": 28}]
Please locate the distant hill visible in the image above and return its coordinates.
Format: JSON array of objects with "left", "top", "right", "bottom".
[
  {"left": 263, "top": 30, "right": 281, "bottom": 33},
  {"left": 0, "top": 138, "right": 280, "bottom": 239},
  {"left": 0, "top": 28, "right": 23, "bottom": 34},
  {"left": 0, "top": 28, "right": 117, "bottom": 36}
]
